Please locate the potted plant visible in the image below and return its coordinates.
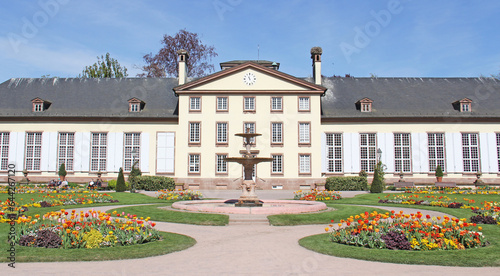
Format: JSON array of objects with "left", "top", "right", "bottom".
[
  {"left": 58, "top": 163, "right": 67, "bottom": 181},
  {"left": 435, "top": 165, "right": 443, "bottom": 182}
]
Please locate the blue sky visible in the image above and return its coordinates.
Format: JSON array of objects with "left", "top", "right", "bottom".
[{"left": 1, "top": 0, "right": 500, "bottom": 81}]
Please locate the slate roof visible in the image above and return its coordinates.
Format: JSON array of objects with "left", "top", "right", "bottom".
[
  {"left": 0, "top": 78, "right": 179, "bottom": 119},
  {"left": 321, "top": 77, "right": 500, "bottom": 120}
]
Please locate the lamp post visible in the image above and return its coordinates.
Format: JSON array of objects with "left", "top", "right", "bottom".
[
  {"left": 376, "top": 148, "right": 382, "bottom": 163},
  {"left": 130, "top": 148, "right": 138, "bottom": 193}
]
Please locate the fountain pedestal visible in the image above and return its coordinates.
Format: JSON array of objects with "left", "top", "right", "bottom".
[{"left": 235, "top": 180, "right": 262, "bottom": 207}]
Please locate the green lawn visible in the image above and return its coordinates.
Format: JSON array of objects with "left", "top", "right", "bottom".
[{"left": 298, "top": 191, "right": 500, "bottom": 266}]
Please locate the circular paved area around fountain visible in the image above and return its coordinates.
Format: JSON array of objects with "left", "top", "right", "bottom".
[{"left": 3, "top": 190, "right": 500, "bottom": 276}]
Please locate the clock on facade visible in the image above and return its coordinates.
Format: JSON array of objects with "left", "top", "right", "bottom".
[{"left": 243, "top": 72, "right": 256, "bottom": 85}]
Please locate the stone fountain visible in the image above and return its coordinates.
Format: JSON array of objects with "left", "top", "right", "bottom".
[{"left": 224, "top": 129, "right": 273, "bottom": 207}]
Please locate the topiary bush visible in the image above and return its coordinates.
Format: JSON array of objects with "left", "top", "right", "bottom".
[
  {"left": 370, "top": 162, "right": 385, "bottom": 193},
  {"left": 133, "top": 176, "right": 176, "bottom": 191},
  {"left": 108, "top": 179, "right": 130, "bottom": 191},
  {"left": 115, "top": 168, "right": 127, "bottom": 192},
  {"left": 325, "top": 176, "right": 368, "bottom": 191}
]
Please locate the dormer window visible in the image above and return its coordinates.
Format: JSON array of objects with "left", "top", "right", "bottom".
[
  {"left": 357, "top": 98, "right": 373, "bottom": 113},
  {"left": 454, "top": 98, "right": 472, "bottom": 112},
  {"left": 31, "top": 97, "right": 51, "bottom": 112},
  {"left": 128, "top": 98, "right": 145, "bottom": 112}
]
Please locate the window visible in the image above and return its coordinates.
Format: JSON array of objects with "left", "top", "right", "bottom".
[
  {"left": 361, "top": 103, "right": 371, "bottom": 112},
  {"left": 217, "top": 97, "right": 228, "bottom": 111},
  {"left": 189, "top": 122, "right": 201, "bottom": 144},
  {"left": 497, "top": 133, "right": 500, "bottom": 172},
  {"left": 326, "top": 133, "right": 342, "bottom": 173},
  {"left": 243, "top": 122, "right": 256, "bottom": 144},
  {"left": 124, "top": 133, "right": 140, "bottom": 171},
  {"left": 216, "top": 122, "right": 228, "bottom": 145},
  {"left": 34, "top": 103, "right": 43, "bottom": 112},
  {"left": 58, "top": 132, "right": 74, "bottom": 171},
  {"left": 272, "top": 154, "right": 283, "bottom": 174},
  {"left": 462, "top": 133, "right": 480, "bottom": 172},
  {"left": 91, "top": 133, "right": 107, "bottom": 172},
  {"left": 244, "top": 97, "right": 255, "bottom": 111},
  {"left": 299, "top": 122, "right": 310, "bottom": 144},
  {"left": 298, "top": 97, "right": 310, "bottom": 111},
  {"left": 25, "top": 132, "right": 42, "bottom": 171},
  {"left": 394, "top": 133, "right": 411, "bottom": 173},
  {"left": 271, "top": 122, "right": 282, "bottom": 144},
  {"left": 461, "top": 103, "right": 470, "bottom": 112},
  {"left": 189, "top": 154, "right": 200, "bottom": 173},
  {"left": 216, "top": 154, "right": 227, "bottom": 174},
  {"left": 299, "top": 154, "right": 311, "bottom": 174},
  {"left": 457, "top": 98, "right": 472, "bottom": 112},
  {"left": 0, "top": 132, "right": 9, "bottom": 170},
  {"left": 428, "top": 133, "right": 445, "bottom": 172},
  {"left": 360, "top": 133, "right": 377, "bottom": 172},
  {"left": 190, "top": 97, "right": 201, "bottom": 111},
  {"left": 130, "top": 103, "right": 139, "bottom": 112},
  {"left": 271, "top": 97, "right": 282, "bottom": 111}
]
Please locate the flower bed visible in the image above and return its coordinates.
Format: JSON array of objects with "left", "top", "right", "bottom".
[
  {"left": 156, "top": 190, "right": 203, "bottom": 201},
  {"left": 470, "top": 201, "right": 500, "bottom": 225},
  {"left": 294, "top": 190, "right": 342, "bottom": 201},
  {"left": 9, "top": 209, "right": 161, "bottom": 249},
  {"left": 326, "top": 210, "right": 487, "bottom": 250},
  {"left": 378, "top": 194, "right": 469, "bottom": 209},
  {"left": 404, "top": 186, "right": 500, "bottom": 195}
]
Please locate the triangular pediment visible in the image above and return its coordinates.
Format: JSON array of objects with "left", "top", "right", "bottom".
[{"left": 174, "top": 62, "right": 326, "bottom": 94}]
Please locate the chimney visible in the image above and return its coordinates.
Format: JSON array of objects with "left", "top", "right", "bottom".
[
  {"left": 177, "top": 49, "right": 189, "bottom": 85},
  {"left": 310, "top": 47, "right": 322, "bottom": 85}
]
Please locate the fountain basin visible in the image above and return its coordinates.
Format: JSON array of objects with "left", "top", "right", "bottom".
[{"left": 172, "top": 199, "right": 327, "bottom": 215}]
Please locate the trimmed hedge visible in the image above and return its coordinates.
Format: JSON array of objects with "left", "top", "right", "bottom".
[
  {"left": 325, "top": 176, "right": 368, "bottom": 191},
  {"left": 133, "top": 176, "right": 176, "bottom": 191}
]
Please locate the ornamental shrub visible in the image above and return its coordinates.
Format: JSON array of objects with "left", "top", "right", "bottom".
[
  {"left": 58, "top": 163, "right": 67, "bottom": 178},
  {"left": 381, "top": 231, "right": 411, "bottom": 250},
  {"left": 325, "top": 176, "right": 367, "bottom": 191},
  {"left": 133, "top": 176, "right": 175, "bottom": 191},
  {"left": 115, "top": 168, "right": 126, "bottom": 192},
  {"left": 370, "top": 162, "right": 385, "bottom": 193},
  {"left": 109, "top": 179, "right": 130, "bottom": 190},
  {"left": 470, "top": 215, "right": 497, "bottom": 224},
  {"left": 435, "top": 165, "right": 444, "bottom": 177}
]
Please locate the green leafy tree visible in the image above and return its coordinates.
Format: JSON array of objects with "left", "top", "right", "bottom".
[
  {"left": 115, "top": 167, "right": 127, "bottom": 192},
  {"left": 58, "top": 163, "right": 67, "bottom": 180},
  {"left": 80, "top": 53, "right": 128, "bottom": 78},
  {"left": 370, "top": 162, "right": 385, "bottom": 193},
  {"left": 140, "top": 29, "right": 218, "bottom": 78}
]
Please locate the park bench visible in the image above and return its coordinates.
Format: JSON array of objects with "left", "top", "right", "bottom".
[
  {"left": 393, "top": 182, "right": 415, "bottom": 189},
  {"left": 98, "top": 182, "right": 108, "bottom": 190},
  {"left": 435, "top": 182, "right": 456, "bottom": 188}
]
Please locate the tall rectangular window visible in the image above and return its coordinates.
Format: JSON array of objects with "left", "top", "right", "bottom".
[
  {"left": 326, "top": 133, "right": 342, "bottom": 173},
  {"left": 299, "top": 122, "right": 310, "bottom": 144},
  {"left": 271, "top": 97, "right": 282, "bottom": 111},
  {"left": 189, "top": 154, "right": 200, "bottom": 173},
  {"left": 217, "top": 97, "right": 228, "bottom": 111},
  {"left": 497, "top": 133, "right": 500, "bottom": 172},
  {"left": 58, "top": 132, "right": 74, "bottom": 171},
  {"left": 244, "top": 122, "right": 256, "bottom": 144},
  {"left": 299, "top": 154, "right": 311, "bottom": 174},
  {"left": 91, "top": 133, "right": 107, "bottom": 172},
  {"left": 25, "top": 132, "right": 42, "bottom": 171},
  {"left": 271, "top": 122, "right": 282, "bottom": 144},
  {"left": 298, "top": 97, "right": 310, "bottom": 111},
  {"left": 428, "top": 133, "right": 446, "bottom": 172},
  {"left": 0, "top": 132, "right": 9, "bottom": 170},
  {"left": 189, "top": 122, "right": 201, "bottom": 144},
  {"left": 462, "top": 133, "right": 480, "bottom": 172},
  {"left": 360, "top": 133, "right": 377, "bottom": 172},
  {"left": 394, "top": 133, "right": 411, "bottom": 172},
  {"left": 124, "top": 133, "right": 140, "bottom": 171},
  {"left": 244, "top": 97, "right": 255, "bottom": 111},
  {"left": 272, "top": 154, "right": 283, "bottom": 174},
  {"left": 190, "top": 97, "right": 201, "bottom": 111},
  {"left": 216, "top": 122, "right": 228, "bottom": 145},
  {"left": 216, "top": 154, "right": 227, "bottom": 174}
]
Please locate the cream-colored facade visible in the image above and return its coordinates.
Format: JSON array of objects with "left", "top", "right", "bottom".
[{"left": 1, "top": 48, "right": 499, "bottom": 188}]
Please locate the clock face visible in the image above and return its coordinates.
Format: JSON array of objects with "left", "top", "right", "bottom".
[{"left": 243, "top": 72, "right": 256, "bottom": 86}]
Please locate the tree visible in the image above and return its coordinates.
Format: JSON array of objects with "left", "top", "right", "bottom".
[
  {"left": 58, "top": 163, "right": 67, "bottom": 181},
  {"left": 80, "top": 53, "right": 128, "bottom": 78},
  {"left": 115, "top": 167, "right": 127, "bottom": 192},
  {"left": 140, "top": 29, "right": 218, "bottom": 78},
  {"left": 370, "top": 162, "right": 385, "bottom": 193}
]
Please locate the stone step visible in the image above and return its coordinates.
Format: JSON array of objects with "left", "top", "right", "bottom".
[{"left": 228, "top": 214, "right": 269, "bottom": 225}]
